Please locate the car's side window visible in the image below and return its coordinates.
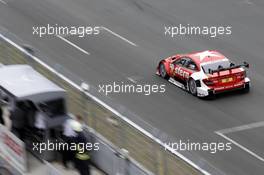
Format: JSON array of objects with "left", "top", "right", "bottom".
[
  {"left": 184, "top": 58, "right": 198, "bottom": 71},
  {"left": 173, "top": 57, "right": 187, "bottom": 66}
]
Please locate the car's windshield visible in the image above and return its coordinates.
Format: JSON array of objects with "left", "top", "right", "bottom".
[{"left": 202, "top": 60, "right": 231, "bottom": 73}]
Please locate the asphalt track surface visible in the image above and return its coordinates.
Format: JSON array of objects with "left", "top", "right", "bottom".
[{"left": 1, "top": 0, "right": 264, "bottom": 174}]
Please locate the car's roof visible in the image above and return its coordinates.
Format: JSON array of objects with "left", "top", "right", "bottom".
[
  {"left": 0, "top": 65, "right": 65, "bottom": 100},
  {"left": 181, "top": 50, "right": 227, "bottom": 66}
]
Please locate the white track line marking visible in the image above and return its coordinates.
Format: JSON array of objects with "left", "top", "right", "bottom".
[
  {"left": 127, "top": 77, "right": 137, "bottom": 84},
  {"left": 216, "top": 121, "right": 264, "bottom": 134},
  {"left": 215, "top": 132, "right": 264, "bottom": 162},
  {"left": 0, "top": 0, "right": 7, "bottom": 5},
  {"left": 243, "top": 0, "right": 253, "bottom": 5},
  {"left": 56, "top": 35, "right": 90, "bottom": 55},
  {"left": 101, "top": 26, "right": 138, "bottom": 47}
]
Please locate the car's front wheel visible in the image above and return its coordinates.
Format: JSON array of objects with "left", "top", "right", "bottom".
[
  {"left": 188, "top": 78, "right": 197, "bottom": 96},
  {"left": 159, "top": 63, "right": 169, "bottom": 80}
]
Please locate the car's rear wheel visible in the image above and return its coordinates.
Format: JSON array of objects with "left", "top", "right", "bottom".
[
  {"left": 159, "top": 63, "right": 169, "bottom": 80},
  {"left": 188, "top": 79, "right": 197, "bottom": 96}
]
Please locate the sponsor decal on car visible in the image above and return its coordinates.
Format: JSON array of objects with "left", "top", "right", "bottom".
[
  {"left": 174, "top": 67, "right": 190, "bottom": 79},
  {"left": 214, "top": 82, "right": 244, "bottom": 91}
]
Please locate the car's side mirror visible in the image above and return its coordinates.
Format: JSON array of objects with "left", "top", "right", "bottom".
[{"left": 171, "top": 56, "right": 177, "bottom": 60}]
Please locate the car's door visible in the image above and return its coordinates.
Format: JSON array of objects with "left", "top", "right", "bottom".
[
  {"left": 181, "top": 58, "right": 198, "bottom": 81},
  {"left": 170, "top": 57, "right": 191, "bottom": 81}
]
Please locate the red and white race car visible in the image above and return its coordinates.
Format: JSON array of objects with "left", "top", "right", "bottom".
[{"left": 157, "top": 50, "right": 250, "bottom": 97}]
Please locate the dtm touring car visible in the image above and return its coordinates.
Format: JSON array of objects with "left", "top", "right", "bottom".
[{"left": 157, "top": 50, "right": 250, "bottom": 97}]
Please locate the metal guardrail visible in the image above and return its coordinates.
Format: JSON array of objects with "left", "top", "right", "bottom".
[
  {"left": 45, "top": 161, "right": 62, "bottom": 175},
  {"left": 0, "top": 155, "right": 21, "bottom": 175},
  {"left": 84, "top": 126, "right": 153, "bottom": 175},
  {"left": 43, "top": 125, "right": 154, "bottom": 175},
  {"left": 0, "top": 27, "right": 217, "bottom": 175},
  {"left": 0, "top": 166, "right": 12, "bottom": 175}
]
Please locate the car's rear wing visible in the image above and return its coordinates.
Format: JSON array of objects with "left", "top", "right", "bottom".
[{"left": 208, "top": 62, "right": 249, "bottom": 74}]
